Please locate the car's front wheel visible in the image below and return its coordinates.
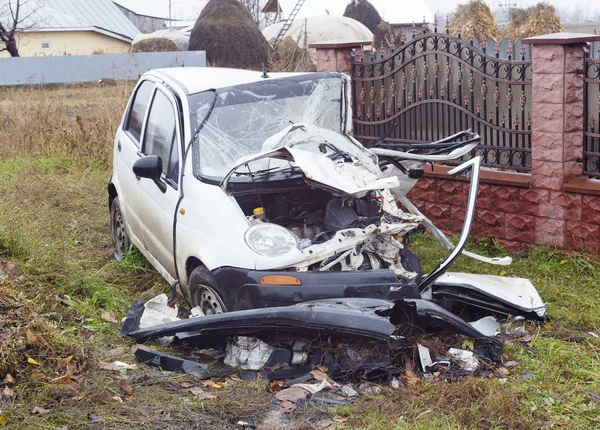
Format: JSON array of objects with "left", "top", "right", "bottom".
[
  {"left": 110, "top": 196, "right": 130, "bottom": 260},
  {"left": 188, "top": 265, "right": 227, "bottom": 315}
]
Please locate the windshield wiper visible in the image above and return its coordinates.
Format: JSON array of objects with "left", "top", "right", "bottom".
[{"left": 234, "top": 166, "right": 301, "bottom": 179}]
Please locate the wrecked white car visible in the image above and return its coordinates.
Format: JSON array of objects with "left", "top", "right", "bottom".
[{"left": 109, "top": 67, "right": 545, "bottom": 324}]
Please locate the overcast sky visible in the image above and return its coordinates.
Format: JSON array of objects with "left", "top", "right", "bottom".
[{"left": 114, "top": 0, "right": 600, "bottom": 22}]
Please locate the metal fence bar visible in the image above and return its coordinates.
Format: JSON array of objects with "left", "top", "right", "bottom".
[
  {"left": 351, "top": 24, "right": 533, "bottom": 172},
  {"left": 584, "top": 45, "right": 600, "bottom": 178},
  {"left": 0, "top": 51, "right": 207, "bottom": 86}
]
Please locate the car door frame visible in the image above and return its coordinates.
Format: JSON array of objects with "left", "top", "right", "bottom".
[
  {"left": 134, "top": 81, "right": 185, "bottom": 282},
  {"left": 114, "top": 78, "right": 157, "bottom": 253}
]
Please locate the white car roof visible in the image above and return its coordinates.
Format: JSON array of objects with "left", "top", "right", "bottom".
[{"left": 147, "top": 67, "right": 309, "bottom": 95}]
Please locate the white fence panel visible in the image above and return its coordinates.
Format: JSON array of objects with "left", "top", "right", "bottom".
[{"left": 0, "top": 51, "right": 206, "bottom": 86}]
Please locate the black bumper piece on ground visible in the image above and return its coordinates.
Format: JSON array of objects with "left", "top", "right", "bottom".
[{"left": 210, "top": 267, "right": 420, "bottom": 311}]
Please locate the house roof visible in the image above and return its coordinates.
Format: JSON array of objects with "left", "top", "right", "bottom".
[{"left": 22, "top": 0, "right": 140, "bottom": 42}]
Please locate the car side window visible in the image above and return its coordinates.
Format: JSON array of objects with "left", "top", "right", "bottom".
[
  {"left": 125, "top": 81, "right": 154, "bottom": 145},
  {"left": 142, "top": 89, "right": 179, "bottom": 185}
]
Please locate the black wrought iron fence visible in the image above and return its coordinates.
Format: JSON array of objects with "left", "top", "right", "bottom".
[
  {"left": 584, "top": 44, "right": 600, "bottom": 178},
  {"left": 351, "top": 22, "right": 533, "bottom": 172}
]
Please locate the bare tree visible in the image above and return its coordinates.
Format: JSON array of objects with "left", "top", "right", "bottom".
[
  {"left": 0, "top": 0, "right": 44, "bottom": 57},
  {"left": 239, "top": 0, "right": 268, "bottom": 26}
]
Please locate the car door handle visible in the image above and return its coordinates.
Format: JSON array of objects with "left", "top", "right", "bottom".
[{"left": 117, "top": 141, "right": 122, "bottom": 152}]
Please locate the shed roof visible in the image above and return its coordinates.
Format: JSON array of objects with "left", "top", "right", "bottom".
[{"left": 21, "top": 0, "right": 140, "bottom": 42}]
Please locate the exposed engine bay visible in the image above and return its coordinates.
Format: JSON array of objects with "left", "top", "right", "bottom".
[
  {"left": 234, "top": 185, "right": 425, "bottom": 278},
  {"left": 223, "top": 124, "right": 507, "bottom": 283}
]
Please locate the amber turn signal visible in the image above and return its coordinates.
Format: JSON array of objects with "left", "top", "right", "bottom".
[{"left": 259, "top": 275, "right": 302, "bottom": 286}]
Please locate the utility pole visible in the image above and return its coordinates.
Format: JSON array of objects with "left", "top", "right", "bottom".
[{"left": 169, "top": 0, "right": 172, "bottom": 30}]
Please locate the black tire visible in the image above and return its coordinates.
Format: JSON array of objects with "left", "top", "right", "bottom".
[
  {"left": 110, "top": 196, "right": 131, "bottom": 260},
  {"left": 188, "top": 265, "right": 227, "bottom": 315}
]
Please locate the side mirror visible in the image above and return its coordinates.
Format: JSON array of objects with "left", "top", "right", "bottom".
[{"left": 133, "top": 155, "right": 166, "bottom": 193}]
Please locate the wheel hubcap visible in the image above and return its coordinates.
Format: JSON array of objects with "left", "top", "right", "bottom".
[
  {"left": 113, "top": 209, "right": 127, "bottom": 256},
  {"left": 197, "top": 286, "right": 225, "bottom": 315}
]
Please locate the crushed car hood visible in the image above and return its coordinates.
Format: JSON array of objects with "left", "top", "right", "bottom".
[{"left": 220, "top": 124, "right": 399, "bottom": 197}]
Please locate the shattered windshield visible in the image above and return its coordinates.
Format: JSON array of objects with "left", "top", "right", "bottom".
[{"left": 190, "top": 74, "right": 345, "bottom": 179}]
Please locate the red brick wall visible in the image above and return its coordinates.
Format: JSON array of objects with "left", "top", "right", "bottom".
[{"left": 407, "top": 175, "right": 600, "bottom": 253}]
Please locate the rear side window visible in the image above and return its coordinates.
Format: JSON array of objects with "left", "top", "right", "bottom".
[
  {"left": 126, "top": 81, "right": 154, "bottom": 144},
  {"left": 143, "top": 90, "right": 179, "bottom": 183}
]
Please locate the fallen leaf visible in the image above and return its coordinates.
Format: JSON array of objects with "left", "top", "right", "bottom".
[
  {"left": 125, "top": 395, "right": 134, "bottom": 402},
  {"left": 201, "top": 380, "right": 226, "bottom": 389},
  {"left": 433, "top": 372, "right": 441, "bottom": 379},
  {"left": 401, "top": 357, "right": 420, "bottom": 386},
  {"left": 58, "top": 355, "right": 77, "bottom": 375},
  {"left": 503, "top": 361, "right": 519, "bottom": 368},
  {"left": 498, "top": 368, "right": 511, "bottom": 376},
  {"left": 31, "top": 406, "right": 50, "bottom": 415},
  {"left": 118, "top": 379, "right": 133, "bottom": 395},
  {"left": 112, "top": 396, "right": 123, "bottom": 403},
  {"left": 520, "top": 334, "right": 534, "bottom": 343},
  {"left": 310, "top": 369, "right": 330, "bottom": 382},
  {"left": 188, "top": 387, "right": 216, "bottom": 399},
  {"left": 35, "top": 334, "right": 50, "bottom": 348},
  {"left": 107, "top": 347, "right": 125, "bottom": 357},
  {"left": 333, "top": 415, "right": 349, "bottom": 423},
  {"left": 180, "top": 382, "right": 195, "bottom": 389},
  {"left": 0, "top": 411, "right": 8, "bottom": 425},
  {"left": 275, "top": 387, "right": 309, "bottom": 403},
  {"left": 227, "top": 375, "right": 244, "bottom": 383},
  {"left": 50, "top": 374, "right": 74, "bottom": 386},
  {"left": 27, "top": 357, "right": 40, "bottom": 366},
  {"left": 544, "top": 322, "right": 552, "bottom": 330},
  {"left": 316, "top": 365, "right": 328, "bottom": 373},
  {"left": 280, "top": 400, "right": 296, "bottom": 414},
  {"left": 267, "top": 380, "right": 284, "bottom": 392},
  {"left": 101, "top": 310, "right": 119, "bottom": 324},
  {"left": 2, "top": 374, "right": 14, "bottom": 384},
  {"left": 2, "top": 386, "right": 14, "bottom": 398}
]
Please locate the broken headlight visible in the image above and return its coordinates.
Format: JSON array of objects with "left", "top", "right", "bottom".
[{"left": 244, "top": 224, "right": 298, "bottom": 257}]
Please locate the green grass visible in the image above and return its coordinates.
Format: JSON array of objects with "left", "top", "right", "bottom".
[{"left": 0, "top": 84, "right": 599, "bottom": 429}]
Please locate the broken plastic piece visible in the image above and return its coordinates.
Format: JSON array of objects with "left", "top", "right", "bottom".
[
  {"left": 470, "top": 316, "right": 501, "bottom": 337},
  {"left": 135, "top": 346, "right": 229, "bottom": 380},
  {"left": 417, "top": 343, "right": 433, "bottom": 373},
  {"left": 448, "top": 348, "right": 479, "bottom": 372},
  {"left": 224, "top": 336, "right": 275, "bottom": 370}
]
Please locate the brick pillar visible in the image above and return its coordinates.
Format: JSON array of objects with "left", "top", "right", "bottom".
[
  {"left": 524, "top": 33, "right": 599, "bottom": 248},
  {"left": 310, "top": 41, "right": 371, "bottom": 74}
]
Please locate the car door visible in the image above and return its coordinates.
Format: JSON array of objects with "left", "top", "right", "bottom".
[
  {"left": 114, "top": 80, "right": 155, "bottom": 249},
  {"left": 135, "top": 85, "right": 183, "bottom": 277}
]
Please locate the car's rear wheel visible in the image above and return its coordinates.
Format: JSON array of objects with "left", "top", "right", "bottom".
[
  {"left": 110, "top": 197, "right": 130, "bottom": 260},
  {"left": 189, "top": 265, "right": 227, "bottom": 315}
]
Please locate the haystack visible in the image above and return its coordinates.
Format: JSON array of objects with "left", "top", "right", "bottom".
[
  {"left": 503, "top": 3, "right": 563, "bottom": 40},
  {"left": 449, "top": 0, "right": 500, "bottom": 41},
  {"left": 188, "top": 0, "right": 269, "bottom": 70},
  {"left": 132, "top": 38, "right": 180, "bottom": 53},
  {"left": 374, "top": 21, "right": 394, "bottom": 50},
  {"left": 270, "top": 36, "right": 316, "bottom": 73},
  {"left": 343, "top": 0, "right": 382, "bottom": 33}
]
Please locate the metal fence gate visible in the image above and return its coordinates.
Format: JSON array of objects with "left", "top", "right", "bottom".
[
  {"left": 350, "top": 24, "right": 533, "bottom": 172},
  {"left": 584, "top": 45, "right": 600, "bottom": 178}
]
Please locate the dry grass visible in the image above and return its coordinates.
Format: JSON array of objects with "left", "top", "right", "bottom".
[{"left": 0, "top": 81, "right": 133, "bottom": 169}]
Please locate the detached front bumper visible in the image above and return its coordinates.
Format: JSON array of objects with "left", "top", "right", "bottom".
[{"left": 210, "top": 267, "right": 420, "bottom": 311}]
